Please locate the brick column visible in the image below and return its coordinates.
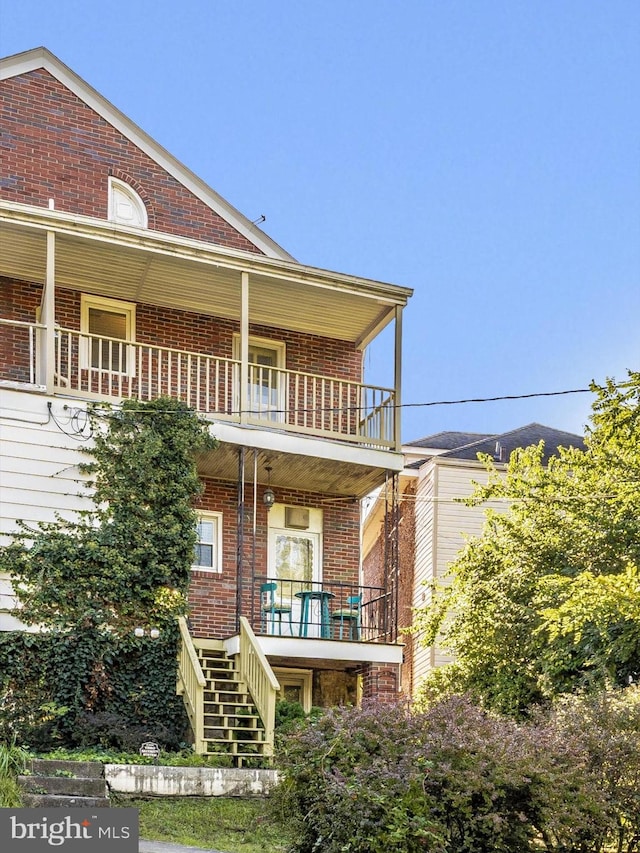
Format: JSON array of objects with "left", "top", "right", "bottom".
[{"left": 361, "top": 663, "right": 399, "bottom": 702}]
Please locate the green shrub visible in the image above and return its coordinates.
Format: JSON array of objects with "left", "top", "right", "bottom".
[{"left": 275, "top": 696, "right": 610, "bottom": 853}]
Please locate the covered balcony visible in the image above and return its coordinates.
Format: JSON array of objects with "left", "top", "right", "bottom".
[{"left": 0, "top": 200, "right": 411, "bottom": 458}]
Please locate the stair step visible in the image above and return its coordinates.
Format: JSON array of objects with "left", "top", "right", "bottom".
[
  {"left": 21, "top": 793, "right": 111, "bottom": 808},
  {"left": 203, "top": 729, "right": 264, "bottom": 742},
  {"left": 204, "top": 715, "right": 259, "bottom": 726},
  {"left": 19, "top": 775, "right": 106, "bottom": 797},
  {"left": 28, "top": 759, "right": 104, "bottom": 779},
  {"left": 206, "top": 691, "right": 250, "bottom": 703},
  {"left": 200, "top": 654, "right": 234, "bottom": 665}
]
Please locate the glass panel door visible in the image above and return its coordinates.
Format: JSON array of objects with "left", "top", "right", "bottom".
[
  {"left": 248, "top": 344, "right": 282, "bottom": 421},
  {"left": 268, "top": 529, "right": 321, "bottom": 636}
]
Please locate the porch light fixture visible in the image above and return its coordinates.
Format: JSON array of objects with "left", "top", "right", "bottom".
[{"left": 263, "top": 465, "right": 276, "bottom": 511}]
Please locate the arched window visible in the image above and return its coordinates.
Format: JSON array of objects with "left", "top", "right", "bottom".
[{"left": 108, "top": 177, "right": 148, "bottom": 227}]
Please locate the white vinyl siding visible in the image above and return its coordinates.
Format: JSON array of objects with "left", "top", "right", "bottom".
[{"left": 0, "top": 389, "right": 95, "bottom": 543}]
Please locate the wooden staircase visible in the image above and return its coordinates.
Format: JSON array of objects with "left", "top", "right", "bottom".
[
  {"left": 177, "top": 617, "right": 279, "bottom": 765},
  {"left": 198, "top": 646, "right": 269, "bottom": 764}
]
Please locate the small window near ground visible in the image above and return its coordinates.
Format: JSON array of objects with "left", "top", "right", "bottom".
[{"left": 193, "top": 513, "right": 223, "bottom": 573}]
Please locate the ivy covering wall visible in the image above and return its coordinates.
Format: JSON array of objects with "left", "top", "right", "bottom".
[{"left": 0, "top": 396, "right": 217, "bottom": 749}]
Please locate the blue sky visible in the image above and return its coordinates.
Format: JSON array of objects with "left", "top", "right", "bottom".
[{"left": 1, "top": 1, "right": 638, "bottom": 442}]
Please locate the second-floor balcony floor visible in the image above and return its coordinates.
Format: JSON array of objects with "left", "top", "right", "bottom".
[{"left": 1, "top": 316, "right": 397, "bottom": 451}]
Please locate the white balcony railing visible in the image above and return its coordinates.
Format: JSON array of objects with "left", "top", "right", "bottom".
[{"left": 0, "top": 320, "right": 397, "bottom": 448}]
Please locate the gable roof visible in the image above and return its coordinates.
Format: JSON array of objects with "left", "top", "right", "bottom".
[
  {"left": 0, "top": 46, "right": 294, "bottom": 262},
  {"left": 406, "top": 431, "right": 493, "bottom": 450},
  {"left": 406, "top": 423, "right": 586, "bottom": 469}
]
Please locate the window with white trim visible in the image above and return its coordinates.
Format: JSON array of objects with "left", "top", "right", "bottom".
[
  {"left": 192, "top": 513, "right": 223, "bottom": 573},
  {"left": 108, "top": 177, "right": 148, "bottom": 228},
  {"left": 80, "top": 294, "right": 136, "bottom": 374}
]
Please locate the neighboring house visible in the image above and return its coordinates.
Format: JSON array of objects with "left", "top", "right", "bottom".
[
  {"left": 363, "top": 424, "right": 585, "bottom": 698},
  {"left": 0, "top": 47, "right": 412, "bottom": 760}
]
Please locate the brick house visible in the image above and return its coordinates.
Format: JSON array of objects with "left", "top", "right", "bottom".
[
  {"left": 0, "top": 47, "right": 411, "bottom": 760},
  {"left": 363, "top": 424, "right": 585, "bottom": 698}
]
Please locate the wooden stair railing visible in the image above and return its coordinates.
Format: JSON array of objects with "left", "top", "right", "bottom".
[
  {"left": 237, "top": 617, "right": 280, "bottom": 758},
  {"left": 177, "top": 617, "right": 279, "bottom": 763},
  {"left": 177, "top": 616, "right": 206, "bottom": 753}
]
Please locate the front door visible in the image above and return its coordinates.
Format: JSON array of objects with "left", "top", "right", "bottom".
[{"left": 267, "top": 505, "right": 323, "bottom": 636}]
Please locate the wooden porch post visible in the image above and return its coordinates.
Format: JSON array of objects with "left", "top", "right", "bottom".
[
  {"left": 41, "top": 222, "right": 56, "bottom": 392},
  {"left": 240, "top": 271, "right": 249, "bottom": 424},
  {"left": 393, "top": 305, "right": 403, "bottom": 451}
]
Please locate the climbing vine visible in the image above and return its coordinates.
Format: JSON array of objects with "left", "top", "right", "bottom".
[{"left": 0, "top": 396, "right": 217, "bottom": 748}]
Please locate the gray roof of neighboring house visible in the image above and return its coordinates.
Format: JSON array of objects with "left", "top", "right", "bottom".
[
  {"left": 406, "top": 423, "right": 586, "bottom": 468},
  {"left": 406, "top": 431, "right": 494, "bottom": 450}
]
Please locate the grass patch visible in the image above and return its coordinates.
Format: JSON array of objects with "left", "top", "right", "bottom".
[
  {"left": 116, "top": 796, "right": 291, "bottom": 853},
  {"left": 0, "top": 740, "right": 29, "bottom": 807}
]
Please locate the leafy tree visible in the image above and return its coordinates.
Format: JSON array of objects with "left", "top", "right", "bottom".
[
  {"left": 2, "top": 396, "right": 216, "bottom": 632},
  {"left": 414, "top": 372, "right": 640, "bottom": 714}
]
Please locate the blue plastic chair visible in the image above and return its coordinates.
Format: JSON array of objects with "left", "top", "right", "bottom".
[
  {"left": 261, "top": 582, "right": 292, "bottom": 635},
  {"left": 331, "top": 594, "right": 361, "bottom": 640}
]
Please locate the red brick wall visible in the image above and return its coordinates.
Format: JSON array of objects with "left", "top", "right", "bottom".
[
  {"left": 0, "top": 69, "right": 262, "bottom": 254},
  {"left": 188, "top": 479, "right": 361, "bottom": 638},
  {"left": 0, "top": 281, "right": 361, "bottom": 384},
  {"left": 362, "top": 481, "right": 416, "bottom": 696},
  {"left": 0, "top": 278, "right": 42, "bottom": 382},
  {"left": 361, "top": 663, "right": 399, "bottom": 701}
]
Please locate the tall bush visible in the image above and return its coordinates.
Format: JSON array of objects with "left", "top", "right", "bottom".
[{"left": 276, "top": 697, "right": 610, "bottom": 853}]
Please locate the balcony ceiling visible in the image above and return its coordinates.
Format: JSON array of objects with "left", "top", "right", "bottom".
[
  {"left": 0, "top": 205, "right": 412, "bottom": 348},
  {"left": 196, "top": 438, "right": 395, "bottom": 499}
]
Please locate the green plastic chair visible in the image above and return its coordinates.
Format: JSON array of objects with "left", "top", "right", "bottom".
[
  {"left": 331, "top": 594, "right": 361, "bottom": 640},
  {"left": 261, "top": 582, "right": 293, "bottom": 635}
]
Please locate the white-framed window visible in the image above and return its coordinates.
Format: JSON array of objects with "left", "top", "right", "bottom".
[
  {"left": 192, "top": 512, "right": 223, "bottom": 573},
  {"left": 108, "top": 177, "right": 148, "bottom": 228},
  {"left": 80, "top": 294, "right": 136, "bottom": 374},
  {"left": 233, "top": 334, "right": 286, "bottom": 422}
]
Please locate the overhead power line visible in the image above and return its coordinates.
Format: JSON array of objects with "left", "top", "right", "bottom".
[
  {"left": 86, "top": 385, "right": 597, "bottom": 419},
  {"left": 402, "top": 387, "right": 592, "bottom": 409}
]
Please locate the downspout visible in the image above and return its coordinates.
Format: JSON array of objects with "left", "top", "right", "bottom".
[{"left": 236, "top": 446, "right": 246, "bottom": 631}]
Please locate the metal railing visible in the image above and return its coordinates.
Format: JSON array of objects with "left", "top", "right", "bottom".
[{"left": 252, "top": 577, "right": 396, "bottom": 643}]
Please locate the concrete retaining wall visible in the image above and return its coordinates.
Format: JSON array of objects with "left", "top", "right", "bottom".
[{"left": 105, "top": 764, "right": 279, "bottom": 797}]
